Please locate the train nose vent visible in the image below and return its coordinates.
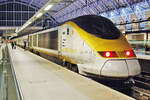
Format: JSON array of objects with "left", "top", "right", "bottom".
[{"left": 117, "top": 51, "right": 125, "bottom": 57}]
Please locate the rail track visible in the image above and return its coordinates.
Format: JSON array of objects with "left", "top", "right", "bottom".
[{"left": 131, "top": 71, "right": 150, "bottom": 100}]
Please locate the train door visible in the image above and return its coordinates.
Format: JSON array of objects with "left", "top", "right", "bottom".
[
  {"left": 58, "top": 26, "right": 67, "bottom": 58},
  {"left": 27, "top": 34, "right": 29, "bottom": 47}
]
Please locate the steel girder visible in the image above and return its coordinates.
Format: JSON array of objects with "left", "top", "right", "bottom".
[
  {"left": 0, "top": 0, "right": 149, "bottom": 28},
  {"left": 52, "top": 0, "right": 149, "bottom": 26}
]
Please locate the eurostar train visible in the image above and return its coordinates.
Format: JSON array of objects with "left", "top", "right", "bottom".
[{"left": 15, "top": 15, "right": 141, "bottom": 80}]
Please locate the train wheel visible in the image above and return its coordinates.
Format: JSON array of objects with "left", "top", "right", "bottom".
[
  {"left": 62, "top": 61, "right": 66, "bottom": 67},
  {"left": 31, "top": 49, "right": 33, "bottom": 52},
  {"left": 55, "top": 57, "right": 61, "bottom": 64},
  {"left": 53, "top": 57, "right": 58, "bottom": 64},
  {"left": 67, "top": 63, "right": 72, "bottom": 69},
  {"left": 72, "top": 65, "right": 79, "bottom": 73},
  {"left": 36, "top": 52, "right": 40, "bottom": 56}
]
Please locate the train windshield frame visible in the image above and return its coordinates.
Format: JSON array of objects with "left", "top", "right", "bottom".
[{"left": 72, "top": 15, "right": 121, "bottom": 39}]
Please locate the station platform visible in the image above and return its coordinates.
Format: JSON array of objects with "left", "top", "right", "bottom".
[
  {"left": 8, "top": 45, "right": 135, "bottom": 100},
  {"left": 136, "top": 51, "right": 150, "bottom": 60},
  {"left": 135, "top": 52, "right": 150, "bottom": 72}
]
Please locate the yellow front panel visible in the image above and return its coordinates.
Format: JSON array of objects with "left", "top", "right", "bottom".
[{"left": 67, "top": 22, "right": 135, "bottom": 59}]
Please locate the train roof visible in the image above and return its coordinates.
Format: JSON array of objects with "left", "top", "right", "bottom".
[
  {"left": 68, "top": 15, "right": 121, "bottom": 39},
  {"left": 70, "top": 15, "right": 109, "bottom": 23},
  {"left": 11, "top": 15, "right": 116, "bottom": 40},
  {"left": 60, "top": 15, "right": 107, "bottom": 25}
]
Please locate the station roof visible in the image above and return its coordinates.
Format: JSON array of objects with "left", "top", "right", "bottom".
[
  {"left": 0, "top": 0, "right": 147, "bottom": 24},
  {"left": 0, "top": 0, "right": 149, "bottom": 36},
  {"left": 0, "top": 0, "right": 49, "bottom": 9}
]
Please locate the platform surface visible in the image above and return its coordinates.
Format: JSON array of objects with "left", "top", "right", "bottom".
[
  {"left": 137, "top": 54, "right": 150, "bottom": 60},
  {"left": 8, "top": 45, "right": 135, "bottom": 100},
  {"left": 136, "top": 51, "right": 150, "bottom": 60}
]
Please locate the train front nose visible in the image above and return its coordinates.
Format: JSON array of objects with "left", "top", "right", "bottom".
[{"left": 100, "top": 59, "right": 141, "bottom": 78}]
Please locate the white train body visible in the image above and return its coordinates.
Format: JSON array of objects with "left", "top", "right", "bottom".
[{"left": 15, "top": 15, "right": 141, "bottom": 79}]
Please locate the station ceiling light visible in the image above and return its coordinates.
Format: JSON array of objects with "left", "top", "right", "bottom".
[
  {"left": 36, "top": 13, "right": 43, "bottom": 18},
  {"left": 28, "top": 21, "right": 32, "bottom": 24},
  {"left": 44, "top": 4, "right": 53, "bottom": 11},
  {"left": 16, "top": 0, "right": 75, "bottom": 35}
]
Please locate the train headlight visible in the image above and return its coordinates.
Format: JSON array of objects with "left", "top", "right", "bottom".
[
  {"left": 125, "top": 50, "right": 136, "bottom": 57},
  {"left": 125, "top": 51, "right": 131, "bottom": 56},
  {"left": 105, "top": 51, "right": 111, "bottom": 57},
  {"left": 98, "top": 51, "right": 117, "bottom": 58}
]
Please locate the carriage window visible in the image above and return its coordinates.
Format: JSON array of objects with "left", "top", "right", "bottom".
[{"left": 67, "top": 28, "right": 69, "bottom": 35}]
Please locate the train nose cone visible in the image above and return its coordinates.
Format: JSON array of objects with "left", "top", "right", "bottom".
[
  {"left": 126, "top": 59, "right": 141, "bottom": 76},
  {"left": 100, "top": 60, "right": 129, "bottom": 78}
]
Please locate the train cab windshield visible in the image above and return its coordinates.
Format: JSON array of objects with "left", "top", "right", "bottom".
[{"left": 72, "top": 15, "right": 121, "bottom": 39}]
